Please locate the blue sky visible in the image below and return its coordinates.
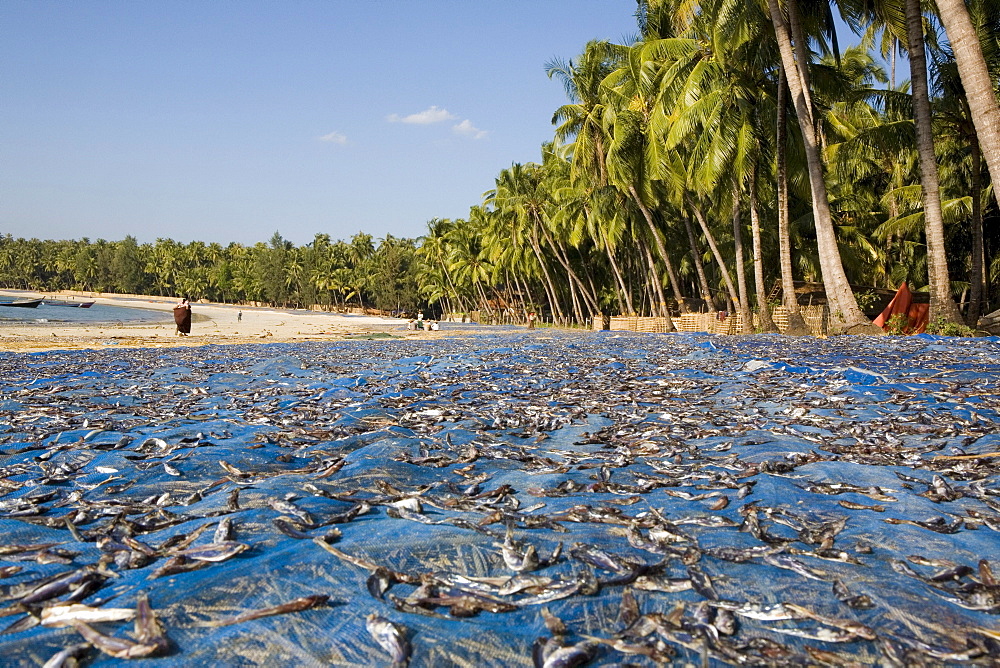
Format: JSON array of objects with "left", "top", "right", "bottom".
[{"left": 1, "top": 1, "right": 641, "bottom": 246}]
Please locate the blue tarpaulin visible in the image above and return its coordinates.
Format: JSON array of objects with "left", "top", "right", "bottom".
[{"left": 1, "top": 332, "right": 999, "bottom": 666}]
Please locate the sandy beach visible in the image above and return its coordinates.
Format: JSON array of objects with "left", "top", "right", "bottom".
[{"left": 0, "top": 291, "right": 465, "bottom": 352}]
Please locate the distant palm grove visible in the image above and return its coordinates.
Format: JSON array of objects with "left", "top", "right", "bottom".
[{"left": 4, "top": 0, "right": 1000, "bottom": 332}]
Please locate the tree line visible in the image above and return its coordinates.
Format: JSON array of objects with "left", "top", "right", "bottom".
[
  {"left": 0, "top": 232, "right": 422, "bottom": 314},
  {"left": 5, "top": 0, "right": 1000, "bottom": 331}
]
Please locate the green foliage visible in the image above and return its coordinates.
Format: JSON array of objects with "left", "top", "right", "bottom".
[
  {"left": 885, "top": 313, "right": 909, "bottom": 335},
  {"left": 855, "top": 290, "right": 879, "bottom": 311},
  {"left": 925, "top": 316, "right": 974, "bottom": 337},
  {"left": 0, "top": 232, "right": 428, "bottom": 313}
]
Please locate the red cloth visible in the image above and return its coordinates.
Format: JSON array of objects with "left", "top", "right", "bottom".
[
  {"left": 874, "top": 282, "right": 928, "bottom": 334},
  {"left": 907, "top": 303, "right": 929, "bottom": 334}
]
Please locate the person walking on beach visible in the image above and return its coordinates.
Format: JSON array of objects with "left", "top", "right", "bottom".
[
  {"left": 174, "top": 298, "right": 192, "bottom": 336},
  {"left": 237, "top": 310, "right": 242, "bottom": 323}
]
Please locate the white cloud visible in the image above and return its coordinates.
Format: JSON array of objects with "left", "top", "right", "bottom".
[
  {"left": 318, "top": 131, "right": 348, "bottom": 144},
  {"left": 387, "top": 105, "right": 457, "bottom": 125},
  {"left": 452, "top": 119, "right": 488, "bottom": 140}
]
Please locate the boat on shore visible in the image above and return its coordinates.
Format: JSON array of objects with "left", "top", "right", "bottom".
[
  {"left": 0, "top": 299, "right": 42, "bottom": 308},
  {"left": 42, "top": 300, "right": 95, "bottom": 308}
]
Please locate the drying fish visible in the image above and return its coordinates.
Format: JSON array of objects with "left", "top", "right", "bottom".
[
  {"left": 326, "top": 502, "right": 371, "bottom": 524},
  {"left": 569, "top": 543, "right": 633, "bottom": 574},
  {"left": 134, "top": 592, "right": 169, "bottom": 654},
  {"left": 70, "top": 621, "right": 164, "bottom": 659},
  {"left": 540, "top": 606, "right": 566, "bottom": 636},
  {"left": 2, "top": 327, "right": 999, "bottom": 666},
  {"left": 784, "top": 603, "right": 877, "bottom": 640},
  {"left": 501, "top": 527, "right": 561, "bottom": 573},
  {"left": 632, "top": 575, "right": 693, "bottom": 593},
  {"left": 533, "top": 638, "right": 597, "bottom": 668},
  {"left": 202, "top": 594, "right": 330, "bottom": 627},
  {"left": 772, "top": 626, "right": 867, "bottom": 643},
  {"left": 512, "top": 578, "right": 588, "bottom": 606},
  {"left": 837, "top": 499, "right": 885, "bottom": 512},
  {"left": 712, "top": 600, "right": 802, "bottom": 621},
  {"left": 366, "top": 614, "right": 410, "bottom": 667},
  {"left": 175, "top": 541, "right": 250, "bottom": 562},
  {"left": 214, "top": 517, "right": 234, "bottom": 543},
  {"left": 273, "top": 518, "right": 313, "bottom": 539},
  {"left": 686, "top": 564, "right": 719, "bottom": 600},
  {"left": 884, "top": 516, "right": 963, "bottom": 534},
  {"left": 268, "top": 498, "right": 315, "bottom": 526},
  {"left": 385, "top": 506, "right": 444, "bottom": 524},
  {"left": 833, "top": 580, "right": 874, "bottom": 609},
  {"left": 416, "top": 592, "right": 517, "bottom": 617},
  {"left": 41, "top": 603, "right": 135, "bottom": 627},
  {"left": 41, "top": 643, "right": 91, "bottom": 668},
  {"left": 704, "top": 545, "right": 783, "bottom": 563},
  {"left": 763, "top": 554, "right": 829, "bottom": 581}
]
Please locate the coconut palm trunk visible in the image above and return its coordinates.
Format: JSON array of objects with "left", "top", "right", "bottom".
[
  {"left": 687, "top": 196, "right": 743, "bottom": 314},
  {"left": 968, "top": 140, "right": 986, "bottom": 326},
  {"left": 684, "top": 216, "right": 717, "bottom": 311},
  {"left": 936, "top": 0, "right": 1000, "bottom": 215},
  {"left": 749, "top": 166, "right": 778, "bottom": 332},
  {"left": 905, "top": 0, "right": 964, "bottom": 324},
  {"left": 641, "top": 240, "right": 672, "bottom": 325},
  {"left": 731, "top": 187, "right": 755, "bottom": 334},
  {"left": 776, "top": 65, "right": 809, "bottom": 335},
  {"left": 766, "top": 0, "right": 878, "bottom": 333},
  {"left": 528, "top": 229, "right": 565, "bottom": 324},
  {"left": 536, "top": 222, "right": 600, "bottom": 315},
  {"left": 628, "top": 186, "right": 684, "bottom": 319},
  {"left": 513, "top": 272, "right": 534, "bottom": 318},
  {"left": 597, "top": 223, "right": 634, "bottom": 314}
]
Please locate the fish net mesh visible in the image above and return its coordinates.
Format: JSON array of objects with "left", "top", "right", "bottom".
[{"left": 0, "top": 332, "right": 999, "bottom": 666}]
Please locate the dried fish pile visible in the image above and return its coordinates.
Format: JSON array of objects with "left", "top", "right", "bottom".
[{"left": 1, "top": 332, "right": 999, "bottom": 666}]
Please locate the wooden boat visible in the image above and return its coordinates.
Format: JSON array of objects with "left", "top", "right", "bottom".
[
  {"left": 0, "top": 299, "right": 42, "bottom": 308},
  {"left": 42, "top": 300, "right": 95, "bottom": 308}
]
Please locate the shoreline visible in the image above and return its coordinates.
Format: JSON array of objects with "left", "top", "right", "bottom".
[{"left": 0, "top": 290, "right": 472, "bottom": 352}]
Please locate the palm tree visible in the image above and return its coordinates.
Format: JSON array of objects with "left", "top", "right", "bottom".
[
  {"left": 646, "top": 10, "right": 779, "bottom": 331},
  {"left": 489, "top": 163, "right": 568, "bottom": 323},
  {"left": 603, "top": 42, "right": 685, "bottom": 326},
  {"left": 935, "top": 0, "right": 1000, "bottom": 216},
  {"left": 547, "top": 40, "right": 616, "bottom": 188},
  {"left": 766, "top": 0, "right": 880, "bottom": 333},
  {"left": 902, "top": 0, "right": 964, "bottom": 323},
  {"left": 775, "top": 65, "right": 812, "bottom": 333}
]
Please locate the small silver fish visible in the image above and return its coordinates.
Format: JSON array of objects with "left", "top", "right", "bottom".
[
  {"left": 70, "top": 621, "right": 161, "bottom": 659},
  {"left": 176, "top": 541, "right": 249, "bottom": 562},
  {"left": 134, "top": 592, "right": 169, "bottom": 653},
  {"left": 365, "top": 614, "right": 410, "bottom": 667},
  {"left": 540, "top": 639, "right": 597, "bottom": 668},
  {"left": 41, "top": 603, "right": 135, "bottom": 627},
  {"left": 214, "top": 517, "right": 233, "bottom": 543},
  {"left": 41, "top": 642, "right": 91, "bottom": 668}
]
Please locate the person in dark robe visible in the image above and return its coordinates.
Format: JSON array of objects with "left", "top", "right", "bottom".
[{"left": 173, "top": 298, "right": 192, "bottom": 336}]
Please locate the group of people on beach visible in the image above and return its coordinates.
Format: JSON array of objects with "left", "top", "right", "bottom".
[{"left": 407, "top": 311, "right": 439, "bottom": 331}]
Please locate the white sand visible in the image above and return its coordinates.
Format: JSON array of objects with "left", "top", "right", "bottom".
[{"left": 0, "top": 291, "right": 459, "bottom": 352}]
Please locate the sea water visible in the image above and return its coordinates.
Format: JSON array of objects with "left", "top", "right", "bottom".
[{"left": 0, "top": 302, "right": 170, "bottom": 325}]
